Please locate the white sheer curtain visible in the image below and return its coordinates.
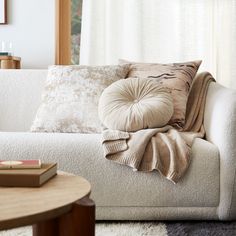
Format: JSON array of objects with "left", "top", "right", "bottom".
[{"left": 80, "top": 0, "right": 236, "bottom": 88}]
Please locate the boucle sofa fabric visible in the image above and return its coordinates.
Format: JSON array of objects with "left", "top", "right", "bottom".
[
  {"left": 97, "top": 207, "right": 218, "bottom": 220},
  {"left": 31, "top": 65, "right": 130, "bottom": 133},
  {"left": 0, "top": 70, "right": 236, "bottom": 220},
  {"left": 0, "top": 70, "right": 47, "bottom": 132},
  {"left": 121, "top": 60, "right": 201, "bottom": 128},
  {"left": 204, "top": 82, "right": 236, "bottom": 220},
  {"left": 98, "top": 77, "right": 174, "bottom": 131},
  {"left": 0, "top": 132, "right": 219, "bottom": 212}
]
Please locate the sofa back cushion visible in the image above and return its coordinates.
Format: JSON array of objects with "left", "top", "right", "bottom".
[
  {"left": 0, "top": 70, "right": 47, "bottom": 131},
  {"left": 120, "top": 60, "right": 201, "bottom": 128},
  {"left": 31, "top": 65, "right": 130, "bottom": 133}
]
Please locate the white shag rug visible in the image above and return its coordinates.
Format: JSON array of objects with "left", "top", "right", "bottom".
[
  {"left": 1, "top": 222, "right": 235, "bottom": 235},
  {"left": 0, "top": 223, "right": 168, "bottom": 236}
]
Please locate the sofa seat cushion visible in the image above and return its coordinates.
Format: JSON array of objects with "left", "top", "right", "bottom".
[{"left": 0, "top": 132, "right": 219, "bottom": 207}]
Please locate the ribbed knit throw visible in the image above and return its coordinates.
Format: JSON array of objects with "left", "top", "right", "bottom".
[{"left": 102, "top": 72, "right": 215, "bottom": 183}]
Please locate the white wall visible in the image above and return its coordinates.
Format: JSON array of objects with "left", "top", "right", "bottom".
[{"left": 0, "top": 0, "right": 55, "bottom": 68}]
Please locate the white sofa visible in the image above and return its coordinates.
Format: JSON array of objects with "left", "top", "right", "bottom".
[{"left": 0, "top": 69, "right": 235, "bottom": 220}]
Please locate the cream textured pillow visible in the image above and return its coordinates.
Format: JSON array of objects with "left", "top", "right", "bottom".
[
  {"left": 31, "top": 64, "right": 130, "bottom": 133},
  {"left": 120, "top": 60, "right": 201, "bottom": 128},
  {"left": 98, "top": 78, "right": 174, "bottom": 132}
]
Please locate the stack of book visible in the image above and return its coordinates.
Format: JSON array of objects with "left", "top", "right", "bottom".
[
  {"left": 0, "top": 160, "right": 57, "bottom": 187},
  {"left": 0, "top": 52, "right": 11, "bottom": 56}
]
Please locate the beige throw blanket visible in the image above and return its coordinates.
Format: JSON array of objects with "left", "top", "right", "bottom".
[{"left": 102, "top": 72, "right": 215, "bottom": 183}]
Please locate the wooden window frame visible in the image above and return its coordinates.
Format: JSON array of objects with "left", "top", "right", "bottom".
[{"left": 55, "top": 0, "right": 71, "bottom": 65}]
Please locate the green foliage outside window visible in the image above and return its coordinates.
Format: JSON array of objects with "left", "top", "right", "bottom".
[{"left": 71, "top": 0, "right": 82, "bottom": 64}]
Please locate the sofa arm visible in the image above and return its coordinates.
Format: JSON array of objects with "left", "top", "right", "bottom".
[{"left": 204, "top": 82, "right": 236, "bottom": 220}]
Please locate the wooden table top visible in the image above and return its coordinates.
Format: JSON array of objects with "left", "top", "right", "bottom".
[{"left": 0, "top": 174, "right": 91, "bottom": 230}]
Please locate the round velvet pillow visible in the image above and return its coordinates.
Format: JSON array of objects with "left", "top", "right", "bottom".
[{"left": 98, "top": 78, "right": 174, "bottom": 132}]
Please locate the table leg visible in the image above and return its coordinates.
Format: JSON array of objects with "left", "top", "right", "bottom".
[
  {"left": 32, "top": 218, "right": 59, "bottom": 236},
  {"left": 59, "top": 197, "right": 95, "bottom": 236},
  {"left": 33, "top": 197, "right": 95, "bottom": 236}
]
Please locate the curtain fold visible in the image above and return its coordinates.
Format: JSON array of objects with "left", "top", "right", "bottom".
[{"left": 80, "top": 0, "right": 236, "bottom": 88}]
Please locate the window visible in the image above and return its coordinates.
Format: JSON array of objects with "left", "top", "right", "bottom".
[
  {"left": 55, "top": 0, "right": 82, "bottom": 65},
  {"left": 71, "top": 0, "right": 82, "bottom": 64}
]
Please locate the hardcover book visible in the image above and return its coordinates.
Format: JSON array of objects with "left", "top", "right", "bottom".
[
  {"left": 0, "top": 163, "right": 57, "bottom": 187},
  {"left": 0, "top": 160, "right": 41, "bottom": 169},
  {"left": 0, "top": 52, "right": 10, "bottom": 56}
]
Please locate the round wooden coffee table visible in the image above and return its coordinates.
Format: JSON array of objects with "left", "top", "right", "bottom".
[{"left": 0, "top": 173, "right": 95, "bottom": 236}]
